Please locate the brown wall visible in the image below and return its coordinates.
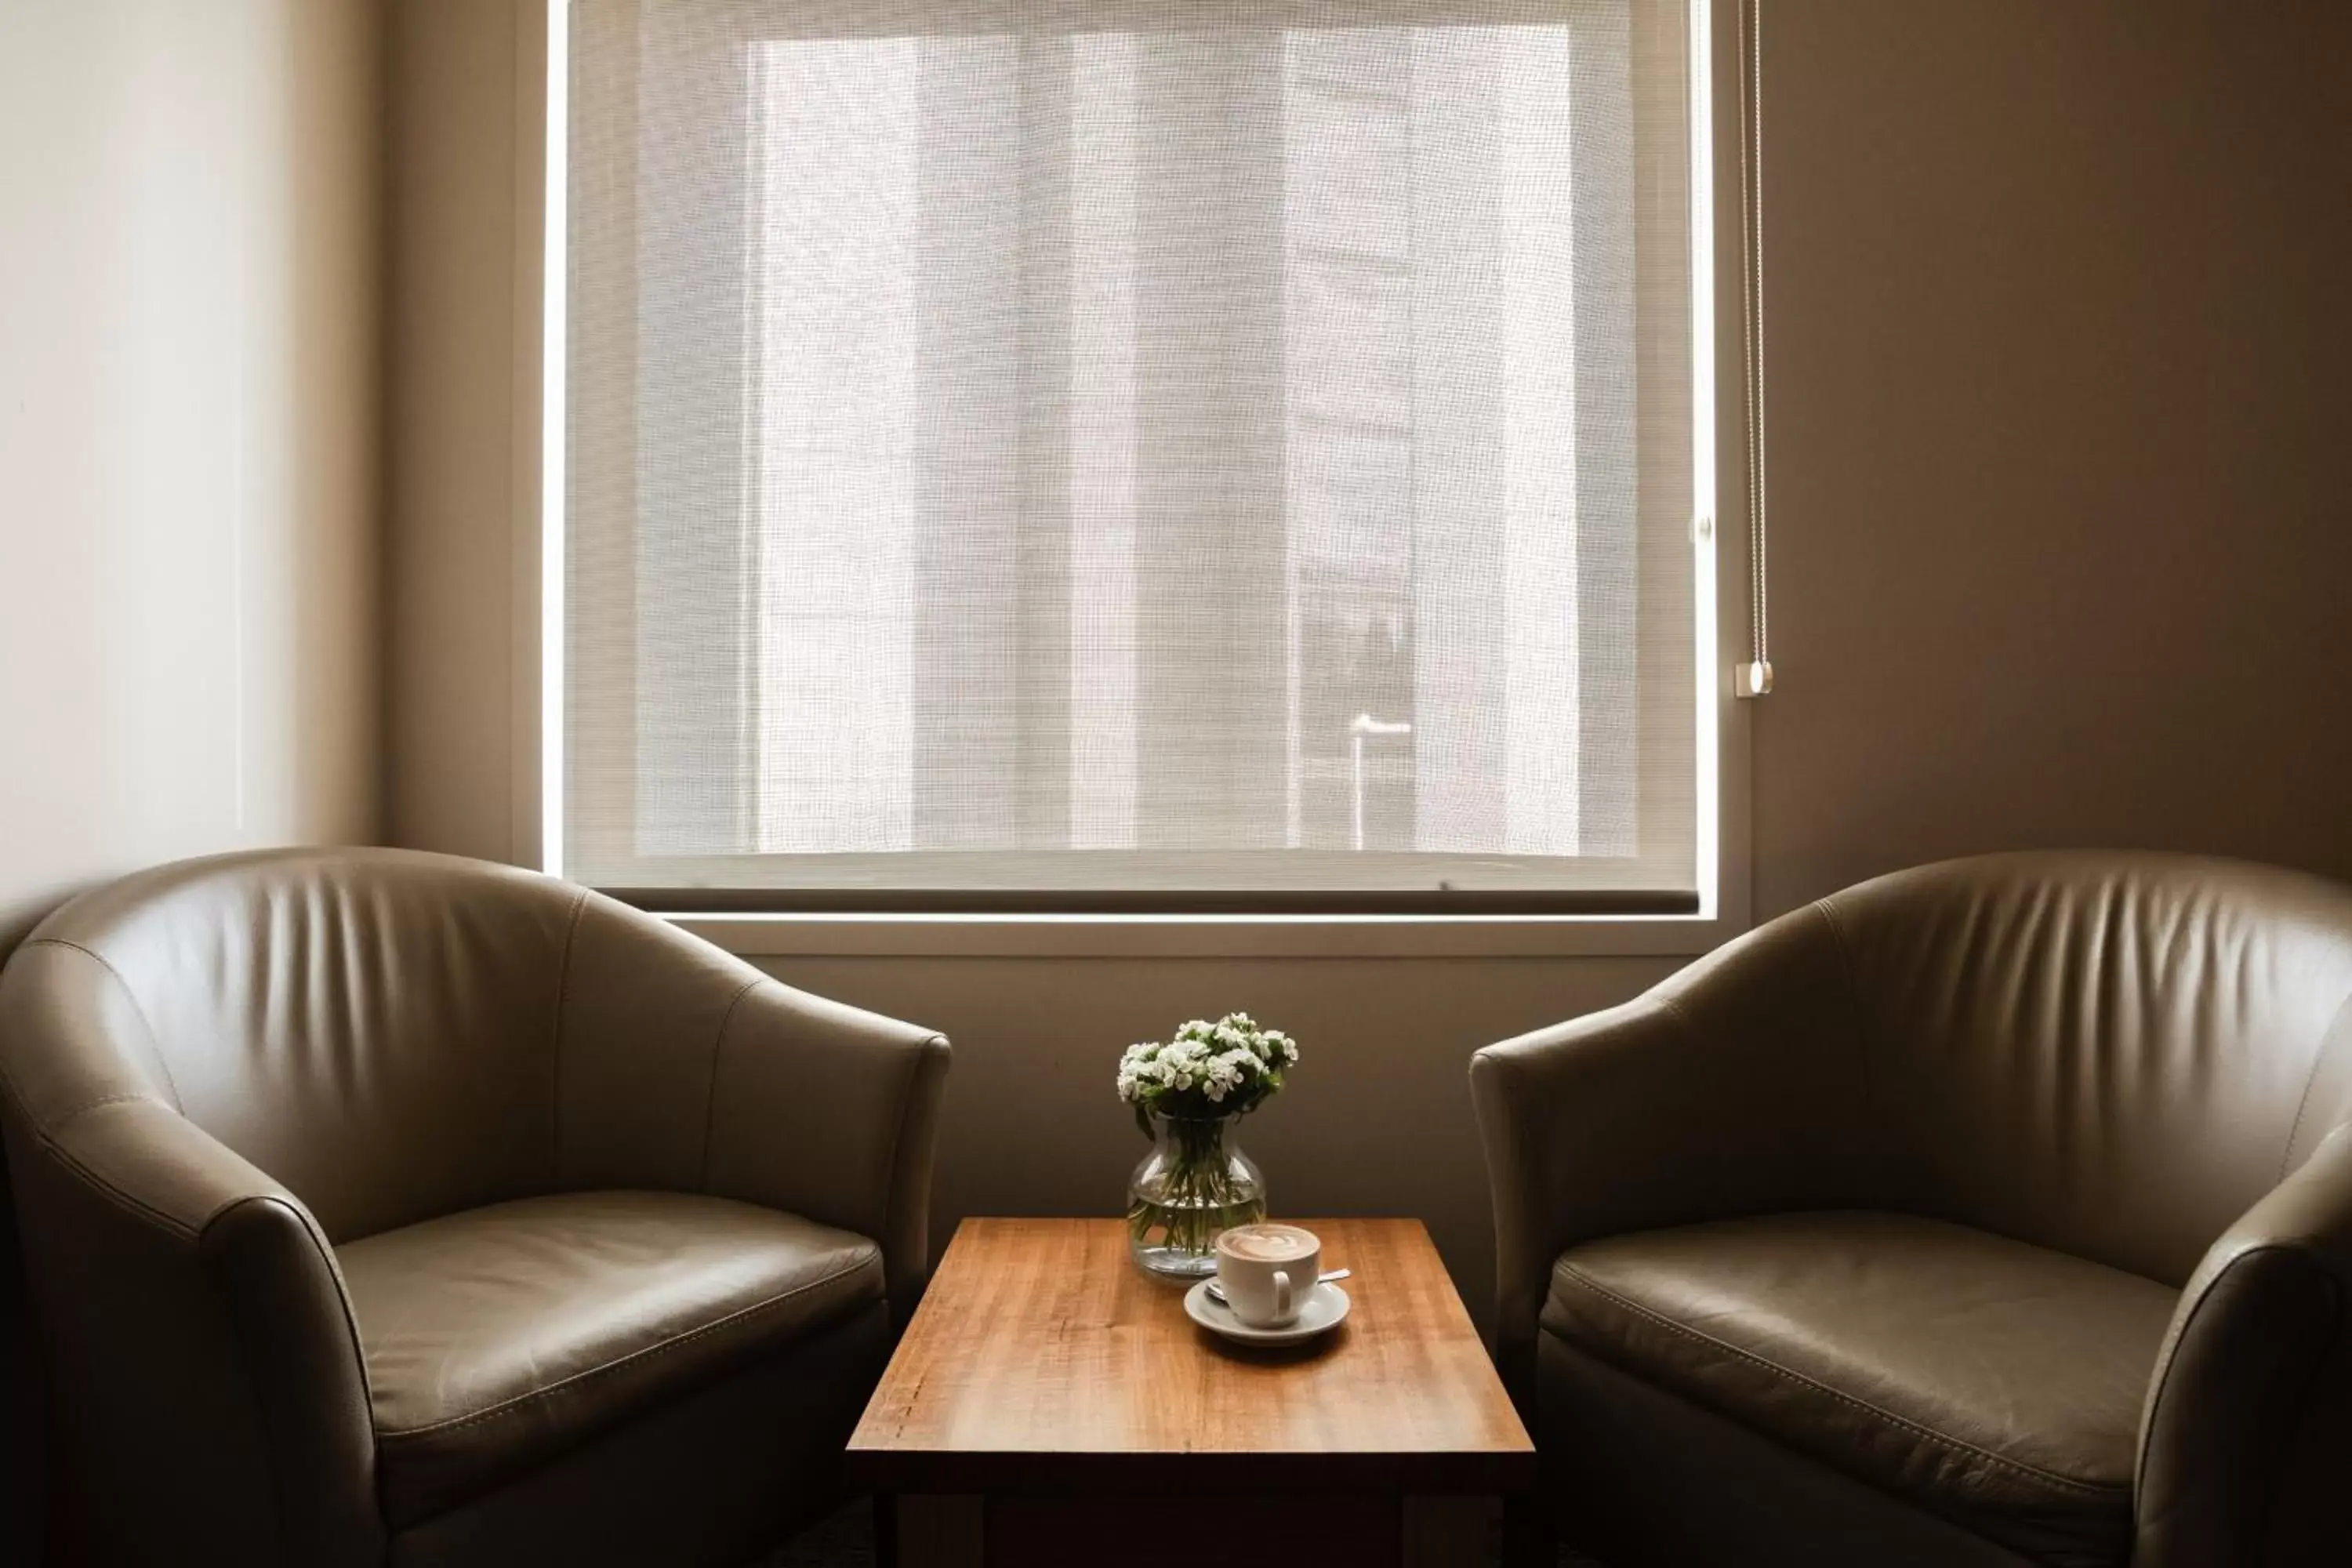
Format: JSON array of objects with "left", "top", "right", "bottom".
[
  {"left": 764, "top": 951, "right": 1682, "bottom": 1346},
  {"left": 1752, "top": 0, "right": 2352, "bottom": 916},
  {"left": 385, "top": 0, "right": 535, "bottom": 866},
  {"left": 382, "top": 0, "right": 2352, "bottom": 1325}
]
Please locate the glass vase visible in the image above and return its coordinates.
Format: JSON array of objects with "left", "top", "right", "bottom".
[{"left": 1126, "top": 1113, "right": 1267, "bottom": 1280}]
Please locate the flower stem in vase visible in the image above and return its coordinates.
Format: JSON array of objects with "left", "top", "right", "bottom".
[{"left": 1114, "top": 1014, "right": 1295, "bottom": 1280}]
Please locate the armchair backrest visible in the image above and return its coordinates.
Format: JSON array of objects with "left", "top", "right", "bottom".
[
  {"left": 3, "top": 848, "right": 593, "bottom": 1242},
  {"left": 1, "top": 846, "right": 949, "bottom": 1565},
  {"left": 1817, "top": 852, "right": 2352, "bottom": 1287}
]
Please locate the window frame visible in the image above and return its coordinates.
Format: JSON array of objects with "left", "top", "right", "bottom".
[{"left": 516, "top": 0, "right": 1753, "bottom": 958}]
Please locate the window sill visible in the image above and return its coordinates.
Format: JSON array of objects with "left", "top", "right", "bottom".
[{"left": 665, "top": 910, "right": 1744, "bottom": 960}]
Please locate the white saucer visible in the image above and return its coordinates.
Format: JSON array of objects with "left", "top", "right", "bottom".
[{"left": 1183, "top": 1279, "right": 1351, "bottom": 1347}]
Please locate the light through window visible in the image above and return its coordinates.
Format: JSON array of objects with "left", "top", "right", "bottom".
[{"left": 561, "top": 1, "right": 1706, "bottom": 912}]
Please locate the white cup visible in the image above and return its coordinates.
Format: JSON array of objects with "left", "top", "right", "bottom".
[{"left": 1214, "top": 1223, "right": 1323, "bottom": 1328}]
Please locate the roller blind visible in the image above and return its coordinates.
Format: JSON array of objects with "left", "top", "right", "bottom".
[{"left": 562, "top": 0, "right": 1701, "bottom": 911}]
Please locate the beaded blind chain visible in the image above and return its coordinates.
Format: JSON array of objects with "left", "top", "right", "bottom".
[{"left": 1734, "top": 0, "right": 1773, "bottom": 699}]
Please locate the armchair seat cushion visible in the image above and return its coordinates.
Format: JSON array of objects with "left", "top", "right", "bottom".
[
  {"left": 1541, "top": 1210, "right": 2177, "bottom": 1566},
  {"left": 338, "top": 1190, "right": 884, "bottom": 1526}
]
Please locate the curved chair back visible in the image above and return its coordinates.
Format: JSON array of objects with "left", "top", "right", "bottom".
[
  {"left": 1783, "top": 852, "right": 2352, "bottom": 1286},
  {"left": 1, "top": 847, "right": 951, "bottom": 1567},
  {"left": 5, "top": 848, "right": 600, "bottom": 1242}
]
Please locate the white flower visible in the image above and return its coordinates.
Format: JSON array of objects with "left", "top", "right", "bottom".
[{"left": 1115, "top": 1014, "right": 1298, "bottom": 1117}]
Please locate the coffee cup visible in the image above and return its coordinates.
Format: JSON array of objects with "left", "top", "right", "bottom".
[{"left": 1214, "top": 1223, "right": 1323, "bottom": 1328}]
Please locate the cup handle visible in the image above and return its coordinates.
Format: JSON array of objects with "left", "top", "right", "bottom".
[{"left": 1273, "top": 1269, "right": 1293, "bottom": 1321}]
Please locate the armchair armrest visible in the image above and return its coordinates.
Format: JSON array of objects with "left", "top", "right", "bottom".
[
  {"left": 0, "top": 936, "right": 380, "bottom": 1565},
  {"left": 554, "top": 895, "right": 951, "bottom": 1316},
  {"left": 1468, "top": 902, "right": 1866, "bottom": 1394},
  {"left": 2134, "top": 1120, "right": 2352, "bottom": 1567},
  {"left": 3, "top": 1098, "right": 379, "bottom": 1566},
  {"left": 701, "top": 978, "right": 951, "bottom": 1317}
]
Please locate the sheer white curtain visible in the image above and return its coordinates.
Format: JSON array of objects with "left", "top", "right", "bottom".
[{"left": 565, "top": 0, "right": 1696, "bottom": 906}]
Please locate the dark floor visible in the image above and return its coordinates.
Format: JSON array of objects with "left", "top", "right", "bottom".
[
  {"left": 767, "top": 1501, "right": 1604, "bottom": 1566},
  {"left": 768, "top": 1503, "right": 874, "bottom": 1568}
]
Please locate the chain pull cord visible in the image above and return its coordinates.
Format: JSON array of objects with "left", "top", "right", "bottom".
[{"left": 1734, "top": 0, "right": 1773, "bottom": 698}]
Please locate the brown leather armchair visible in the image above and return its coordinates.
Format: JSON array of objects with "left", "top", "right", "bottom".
[
  {"left": 0, "top": 847, "right": 949, "bottom": 1567},
  {"left": 1472, "top": 852, "right": 2352, "bottom": 1568}
]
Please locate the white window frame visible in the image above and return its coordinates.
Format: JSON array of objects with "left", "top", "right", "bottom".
[{"left": 514, "top": 0, "right": 1753, "bottom": 960}]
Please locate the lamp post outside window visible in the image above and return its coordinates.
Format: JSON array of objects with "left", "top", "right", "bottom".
[{"left": 1348, "top": 713, "right": 1413, "bottom": 851}]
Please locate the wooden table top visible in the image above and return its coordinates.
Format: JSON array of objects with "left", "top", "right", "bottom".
[{"left": 848, "top": 1218, "right": 1535, "bottom": 1494}]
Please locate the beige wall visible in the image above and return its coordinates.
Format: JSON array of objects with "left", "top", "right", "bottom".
[
  {"left": 0, "top": 1, "right": 385, "bottom": 1551},
  {"left": 382, "top": 0, "right": 2352, "bottom": 1323},
  {"left": 0, "top": 0, "right": 385, "bottom": 945}
]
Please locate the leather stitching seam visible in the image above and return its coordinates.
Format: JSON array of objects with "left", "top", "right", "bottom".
[
  {"left": 547, "top": 888, "right": 588, "bottom": 1185},
  {"left": 373, "top": 1252, "right": 880, "bottom": 1440},
  {"left": 2279, "top": 987, "right": 2352, "bottom": 1183},
  {"left": 31, "top": 1102, "right": 308, "bottom": 1243},
  {"left": 23, "top": 1120, "right": 199, "bottom": 1240},
  {"left": 699, "top": 975, "right": 768, "bottom": 1192},
  {"left": 1814, "top": 895, "right": 1889, "bottom": 1189},
  {"left": 1813, "top": 895, "right": 1869, "bottom": 1054},
  {"left": 35, "top": 1088, "right": 163, "bottom": 1128},
  {"left": 877, "top": 1034, "right": 942, "bottom": 1307},
  {"left": 1813, "top": 895, "right": 1861, "bottom": 986},
  {"left": 14, "top": 936, "right": 183, "bottom": 1110},
  {"left": 1552, "top": 1261, "right": 2125, "bottom": 1497},
  {"left": 1813, "top": 895, "right": 1874, "bottom": 1076}
]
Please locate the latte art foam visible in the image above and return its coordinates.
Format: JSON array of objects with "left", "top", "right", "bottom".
[{"left": 1219, "top": 1225, "right": 1318, "bottom": 1262}]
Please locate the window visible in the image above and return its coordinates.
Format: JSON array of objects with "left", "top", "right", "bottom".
[{"left": 558, "top": 0, "right": 1706, "bottom": 913}]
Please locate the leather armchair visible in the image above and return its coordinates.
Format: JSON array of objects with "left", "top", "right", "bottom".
[
  {"left": 0, "top": 848, "right": 949, "bottom": 1568},
  {"left": 1472, "top": 852, "right": 2352, "bottom": 1568}
]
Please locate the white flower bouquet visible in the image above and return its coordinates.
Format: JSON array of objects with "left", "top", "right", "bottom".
[
  {"left": 1117, "top": 1014, "right": 1298, "bottom": 1276},
  {"left": 1116, "top": 1013, "right": 1298, "bottom": 1131}
]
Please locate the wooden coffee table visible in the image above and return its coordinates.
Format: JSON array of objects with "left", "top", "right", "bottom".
[{"left": 848, "top": 1218, "right": 1536, "bottom": 1567}]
